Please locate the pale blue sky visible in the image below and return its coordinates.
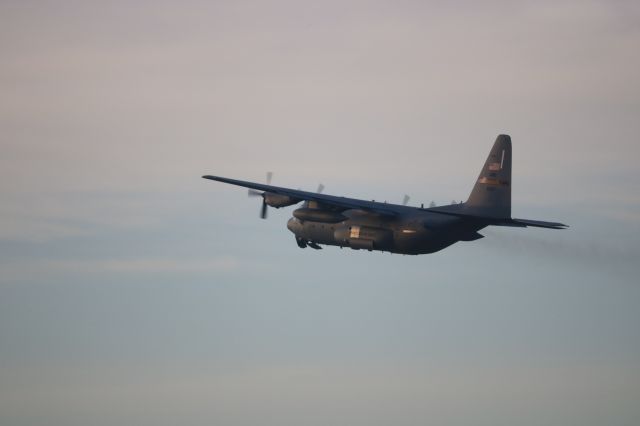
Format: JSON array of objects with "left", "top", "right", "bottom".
[{"left": 1, "top": 1, "right": 639, "bottom": 425}]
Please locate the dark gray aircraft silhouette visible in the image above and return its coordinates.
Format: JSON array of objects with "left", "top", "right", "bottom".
[{"left": 203, "top": 135, "right": 567, "bottom": 254}]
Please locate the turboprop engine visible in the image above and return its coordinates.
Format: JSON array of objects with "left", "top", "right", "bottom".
[
  {"left": 264, "top": 193, "right": 300, "bottom": 208},
  {"left": 249, "top": 191, "right": 300, "bottom": 218}
]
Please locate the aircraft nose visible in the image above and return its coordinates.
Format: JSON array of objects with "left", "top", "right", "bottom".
[{"left": 287, "top": 217, "right": 299, "bottom": 233}]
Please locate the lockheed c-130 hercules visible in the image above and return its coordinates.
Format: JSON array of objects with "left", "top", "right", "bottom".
[{"left": 203, "top": 135, "right": 567, "bottom": 255}]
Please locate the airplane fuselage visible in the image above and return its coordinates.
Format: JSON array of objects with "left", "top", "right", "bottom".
[{"left": 286, "top": 209, "right": 486, "bottom": 255}]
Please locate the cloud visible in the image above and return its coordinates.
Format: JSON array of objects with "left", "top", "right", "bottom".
[
  {"left": 0, "top": 255, "right": 242, "bottom": 284},
  {"left": 1, "top": 0, "right": 639, "bottom": 196},
  {"left": 0, "top": 190, "right": 206, "bottom": 243},
  {"left": 2, "top": 360, "right": 638, "bottom": 426},
  {"left": 63, "top": 256, "right": 241, "bottom": 273}
]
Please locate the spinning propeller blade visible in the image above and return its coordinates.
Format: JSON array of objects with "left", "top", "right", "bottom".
[
  {"left": 246, "top": 172, "right": 273, "bottom": 219},
  {"left": 260, "top": 199, "right": 268, "bottom": 219}
]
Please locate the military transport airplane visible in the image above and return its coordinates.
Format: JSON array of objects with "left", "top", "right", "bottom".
[{"left": 203, "top": 135, "right": 567, "bottom": 255}]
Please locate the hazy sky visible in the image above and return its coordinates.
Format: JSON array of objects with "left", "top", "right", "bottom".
[{"left": 1, "top": 1, "right": 639, "bottom": 425}]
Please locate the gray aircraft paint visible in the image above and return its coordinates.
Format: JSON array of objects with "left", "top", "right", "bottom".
[
  {"left": 203, "top": 135, "right": 567, "bottom": 255},
  {"left": 466, "top": 134, "right": 512, "bottom": 218}
]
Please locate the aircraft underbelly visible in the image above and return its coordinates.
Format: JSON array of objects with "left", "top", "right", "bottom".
[
  {"left": 302, "top": 222, "right": 337, "bottom": 245},
  {"left": 287, "top": 217, "right": 461, "bottom": 254}
]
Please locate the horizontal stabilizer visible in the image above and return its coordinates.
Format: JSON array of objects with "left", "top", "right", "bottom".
[
  {"left": 510, "top": 218, "right": 568, "bottom": 229},
  {"left": 487, "top": 217, "right": 568, "bottom": 229},
  {"left": 425, "top": 208, "right": 568, "bottom": 229}
]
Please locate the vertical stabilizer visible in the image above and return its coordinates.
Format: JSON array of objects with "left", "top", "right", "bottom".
[{"left": 465, "top": 135, "right": 512, "bottom": 218}]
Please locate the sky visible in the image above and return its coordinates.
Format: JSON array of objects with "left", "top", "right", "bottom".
[{"left": 1, "top": 1, "right": 639, "bottom": 425}]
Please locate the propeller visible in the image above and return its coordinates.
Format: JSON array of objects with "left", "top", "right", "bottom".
[
  {"left": 247, "top": 174, "right": 323, "bottom": 219},
  {"left": 260, "top": 199, "right": 268, "bottom": 219},
  {"left": 247, "top": 172, "right": 273, "bottom": 219},
  {"left": 402, "top": 195, "right": 410, "bottom": 206}
]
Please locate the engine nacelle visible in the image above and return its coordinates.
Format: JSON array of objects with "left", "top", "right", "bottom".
[
  {"left": 263, "top": 193, "right": 300, "bottom": 208},
  {"left": 293, "top": 208, "right": 347, "bottom": 223}
]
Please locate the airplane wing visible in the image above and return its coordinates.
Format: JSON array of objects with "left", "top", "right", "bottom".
[
  {"left": 202, "top": 175, "right": 402, "bottom": 216},
  {"left": 202, "top": 175, "right": 568, "bottom": 229}
]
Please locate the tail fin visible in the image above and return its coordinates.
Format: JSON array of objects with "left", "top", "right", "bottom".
[{"left": 465, "top": 134, "right": 512, "bottom": 218}]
